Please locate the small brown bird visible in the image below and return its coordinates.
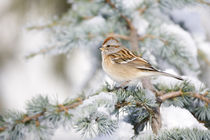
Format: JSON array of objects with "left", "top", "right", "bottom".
[{"left": 100, "top": 37, "right": 183, "bottom": 84}]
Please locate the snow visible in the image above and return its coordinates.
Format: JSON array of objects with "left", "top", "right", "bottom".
[
  {"left": 161, "top": 23, "right": 197, "bottom": 60},
  {"left": 160, "top": 23, "right": 200, "bottom": 76},
  {"left": 94, "top": 121, "right": 134, "bottom": 140},
  {"left": 161, "top": 105, "right": 207, "bottom": 130},
  {"left": 1, "top": 1, "right": 210, "bottom": 139},
  {"left": 197, "top": 41, "right": 210, "bottom": 60},
  {"left": 81, "top": 92, "right": 115, "bottom": 107},
  {"left": 109, "top": 121, "right": 134, "bottom": 140},
  {"left": 74, "top": 92, "right": 117, "bottom": 119},
  {"left": 121, "top": 0, "right": 143, "bottom": 9},
  {"left": 152, "top": 68, "right": 183, "bottom": 86},
  {"left": 170, "top": 8, "right": 205, "bottom": 38},
  {"left": 66, "top": 48, "right": 94, "bottom": 95},
  {"left": 132, "top": 12, "right": 149, "bottom": 36},
  {"left": 182, "top": 76, "right": 207, "bottom": 92},
  {"left": 83, "top": 16, "right": 106, "bottom": 32},
  {"left": 52, "top": 127, "right": 81, "bottom": 140},
  {"left": 52, "top": 121, "right": 134, "bottom": 140}
]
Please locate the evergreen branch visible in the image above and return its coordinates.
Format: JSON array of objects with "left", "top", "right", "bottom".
[
  {"left": 115, "top": 101, "right": 131, "bottom": 109},
  {"left": 21, "top": 112, "right": 45, "bottom": 123},
  {"left": 0, "top": 98, "right": 83, "bottom": 133},
  {"left": 106, "top": 33, "right": 130, "bottom": 40},
  {"left": 104, "top": 0, "right": 135, "bottom": 30},
  {"left": 1, "top": 84, "right": 209, "bottom": 137},
  {"left": 105, "top": 0, "right": 139, "bottom": 53},
  {"left": 27, "top": 21, "right": 58, "bottom": 30},
  {"left": 190, "top": 92, "right": 210, "bottom": 104},
  {"left": 139, "top": 34, "right": 169, "bottom": 45},
  {"left": 159, "top": 91, "right": 210, "bottom": 104},
  {"left": 159, "top": 91, "right": 182, "bottom": 102},
  {"left": 115, "top": 100, "right": 153, "bottom": 115},
  {"left": 25, "top": 46, "right": 57, "bottom": 59},
  {"left": 135, "top": 101, "right": 154, "bottom": 114}
]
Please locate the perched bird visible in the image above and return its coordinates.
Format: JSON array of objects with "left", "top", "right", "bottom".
[{"left": 100, "top": 37, "right": 183, "bottom": 84}]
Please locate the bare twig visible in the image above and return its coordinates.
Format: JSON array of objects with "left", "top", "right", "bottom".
[
  {"left": 27, "top": 21, "right": 70, "bottom": 31},
  {"left": 106, "top": 33, "right": 130, "bottom": 40},
  {"left": 197, "top": 49, "right": 210, "bottom": 66},
  {"left": 22, "top": 112, "right": 45, "bottom": 123},
  {"left": 159, "top": 91, "right": 182, "bottom": 102},
  {"left": 25, "top": 46, "right": 57, "bottom": 59},
  {"left": 190, "top": 92, "right": 210, "bottom": 104},
  {"left": 138, "top": 5, "right": 149, "bottom": 15},
  {"left": 159, "top": 91, "right": 210, "bottom": 104},
  {"left": 0, "top": 126, "right": 6, "bottom": 132},
  {"left": 136, "top": 101, "right": 153, "bottom": 114},
  {"left": 115, "top": 101, "right": 130, "bottom": 109},
  {"left": 197, "top": 0, "right": 210, "bottom": 6},
  {"left": 151, "top": 107, "right": 161, "bottom": 134},
  {"left": 203, "top": 91, "right": 209, "bottom": 96}
]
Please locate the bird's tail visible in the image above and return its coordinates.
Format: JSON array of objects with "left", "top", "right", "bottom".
[{"left": 158, "top": 71, "right": 183, "bottom": 81}]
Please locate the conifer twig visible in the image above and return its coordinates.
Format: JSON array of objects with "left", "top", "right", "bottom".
[
  {"left": 25, "top": 46, "right": 57, "bottom": 59},
  {"left": 105, "top": 0, "right": 139, "bottom": 53},
  {"left": 106, "top": 33, "right": 130, "bottom": 40},
  {"left": 0, "top": 99, "right": 83, "bottom": 132},
  {"left": 190, "top": 92, "right": 210, "bottom": 104},
  {"left": 139, "top": 34, "right": 169, "bottom": 45},
  {"left": 159, "top": 91, "right": 210, "bottom": 104}
]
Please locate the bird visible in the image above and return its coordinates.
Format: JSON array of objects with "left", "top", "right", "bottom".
[{"left": 100, "top": 37, "right": 183, "bottom": 85}]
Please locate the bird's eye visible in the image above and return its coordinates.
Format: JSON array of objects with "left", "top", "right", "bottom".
[{"left": 107, "top": 45, "right": 111, "bottom": 47}]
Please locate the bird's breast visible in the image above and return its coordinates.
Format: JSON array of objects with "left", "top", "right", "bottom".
[{"left": 102, "top": 56, "right": 140, "bottom": 82}]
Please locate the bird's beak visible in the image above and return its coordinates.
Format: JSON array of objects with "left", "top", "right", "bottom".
[
  {"left": 100, "top": 47, "right": 105, "bottom": 51},
  {"left": 100, "top": 45, "right": 106, "bottom": 51}
]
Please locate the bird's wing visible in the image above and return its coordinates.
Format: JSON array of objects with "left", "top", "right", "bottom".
[{"left": 110, "top": 48, "right": 158, "bottom": 71}]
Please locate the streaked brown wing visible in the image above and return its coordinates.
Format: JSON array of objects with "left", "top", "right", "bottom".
[
  {"left": 110, "top": 48, "right": 158, "bottom": 71},
  {"left": 125, "top": 58, "right": 158, "bottom": 71}
]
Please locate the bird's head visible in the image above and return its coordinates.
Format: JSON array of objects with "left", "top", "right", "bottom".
[{"left": 100, "top": 37, "right": 121, "bottom": 55}]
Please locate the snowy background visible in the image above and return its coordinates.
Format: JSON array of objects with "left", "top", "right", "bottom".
[{"left": 0, "top": 0, "right": 210, "bottom": 139}]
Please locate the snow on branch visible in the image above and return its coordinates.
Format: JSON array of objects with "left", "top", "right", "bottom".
[{"left": 1, "top": 81, "right": 210, "bottom": 139}]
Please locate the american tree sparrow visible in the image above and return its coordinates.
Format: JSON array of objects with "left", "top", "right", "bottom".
[{"left": 100, "top": 37, "right": 183, "bottom": 84}]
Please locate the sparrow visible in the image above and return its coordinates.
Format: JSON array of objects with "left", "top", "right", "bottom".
[{"left": 100, "top": 37, "right": 183, "bottom": 83}]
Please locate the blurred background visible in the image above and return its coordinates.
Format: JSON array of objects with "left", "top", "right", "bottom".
[
  {"left": 0, "top": 0, "right": 210, "bottom": 122},
  {"left": 0, "top": 0, "right": 210, "bottom": 139}
]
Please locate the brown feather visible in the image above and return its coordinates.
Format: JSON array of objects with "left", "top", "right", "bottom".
[
  {"left": 103, "top": 37, "right": 119, "bottom": 45},
  {"left": 109, "top": 48, "right": 158, "bottom": 71}
]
